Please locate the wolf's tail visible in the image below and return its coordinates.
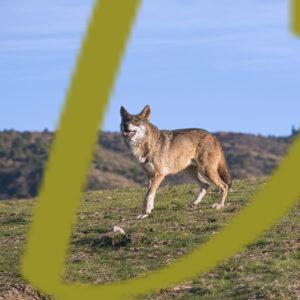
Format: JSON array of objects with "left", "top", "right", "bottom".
[{"left": 218, "top": 155, "right": 232, "bottom": 189}]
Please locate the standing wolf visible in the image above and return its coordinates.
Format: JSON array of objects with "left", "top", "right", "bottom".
[{"left": 120, "top": 105, "right": 232, "bottom": 219}]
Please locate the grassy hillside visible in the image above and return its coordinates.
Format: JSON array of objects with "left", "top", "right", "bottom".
[
  {"left": 0, "top": 179, "right": 299, "bottom": 299},
  {"left": 0, "top": 130, "right": 294, "bottom": 200}
]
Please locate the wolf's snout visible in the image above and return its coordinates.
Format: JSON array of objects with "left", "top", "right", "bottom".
[{"left": 122, "top": 123, "right": 136, "bottom": 137}]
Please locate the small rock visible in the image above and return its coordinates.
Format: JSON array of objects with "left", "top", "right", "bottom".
[
  {"left": 91, "top": 226, "right": 130, "bottom": 248},
  {"left": 113, "top": 226, "right": 125, "bottom": 235}
]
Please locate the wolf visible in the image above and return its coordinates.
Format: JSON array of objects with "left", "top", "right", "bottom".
[{"left": 120, "top": 105, "right": 232, "bottom": 219}]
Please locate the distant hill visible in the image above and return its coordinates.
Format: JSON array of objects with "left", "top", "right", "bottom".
[{"left": 0, "top": 129, "right": 294, "bottom": 199}]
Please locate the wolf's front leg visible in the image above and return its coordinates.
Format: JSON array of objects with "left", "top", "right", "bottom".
[
  {"left": 137, "top": 175, "right": 165, "bottom": 219},
  {"left": 137, "top": 194, "right": 154, "bottom": 219}
]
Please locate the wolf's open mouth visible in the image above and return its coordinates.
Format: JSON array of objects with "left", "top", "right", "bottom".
[{"left": 123, "top": 130, "right": 136, "bottom": 138}]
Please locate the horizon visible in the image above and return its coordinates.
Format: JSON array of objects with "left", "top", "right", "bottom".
[
  {"left": 0, "top": 127, "right": 295, "bottom": 138},
  {"left": 1, "top": 0, "right": 300, "bottom": 136}
]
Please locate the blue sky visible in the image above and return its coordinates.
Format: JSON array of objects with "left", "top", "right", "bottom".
[{"left": 1, "top": 0, "right": 300, "bottom": 136}]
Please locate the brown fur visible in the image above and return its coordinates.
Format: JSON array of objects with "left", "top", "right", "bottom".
[{"left": 120, "top": 105, "right": 232, "bottom": 219}]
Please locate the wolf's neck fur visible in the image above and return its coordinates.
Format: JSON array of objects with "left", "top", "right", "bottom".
[{"left": 127, "top": 123, "right": 161, "bottom": 164}]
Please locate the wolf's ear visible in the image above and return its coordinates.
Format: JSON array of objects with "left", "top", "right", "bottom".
[
  {"left": 139, "top": 105, "right": 151, "bottom": 120},
  {"left": 120, "top": 106, "right": 129, "bottom": 119}
]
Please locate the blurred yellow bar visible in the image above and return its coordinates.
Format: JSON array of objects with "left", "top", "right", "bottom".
[{"left": 291, "top": 0, "right": 300, "bottom": 36}]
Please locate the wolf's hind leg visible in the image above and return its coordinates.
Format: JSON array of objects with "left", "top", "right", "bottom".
[
  {"left": 205, "top": 169, "right": 228, "bottom": 210},
  {"left": 186, "top": 166, "right": 209, "bottom": 207},
  {"left": 192, "top": 182, "right": 209, "bottom": 206}
]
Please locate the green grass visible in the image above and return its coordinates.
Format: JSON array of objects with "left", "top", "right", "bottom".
[{"left": 0, "top": 179, "right": 299, "bottom": 299}]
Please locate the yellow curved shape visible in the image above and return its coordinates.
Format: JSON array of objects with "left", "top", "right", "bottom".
[
  {"left": 292, "top": 0, "right": 300, "bottom": 35},
  {"left": 22, "top": 1, "right": 300, "bottom": 299}
]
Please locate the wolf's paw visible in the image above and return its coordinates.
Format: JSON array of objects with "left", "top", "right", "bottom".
[
  {"left": 137, "top": 213, "right": 150, "bottom": 219},
  {"left": 212, "top": 203, "right": 224, "bottom": 210},
  {"left": 189, "top": 202, "right": 198, "bottom": 208}
]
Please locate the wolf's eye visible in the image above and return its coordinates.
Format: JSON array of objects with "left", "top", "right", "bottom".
[{"left": 132, "top": 120, "right": 140, "bottom": 126}]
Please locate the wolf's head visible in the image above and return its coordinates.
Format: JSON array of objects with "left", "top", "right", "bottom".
[{"left": 120, "top": 105, "right": 151, "bottom": 142}]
